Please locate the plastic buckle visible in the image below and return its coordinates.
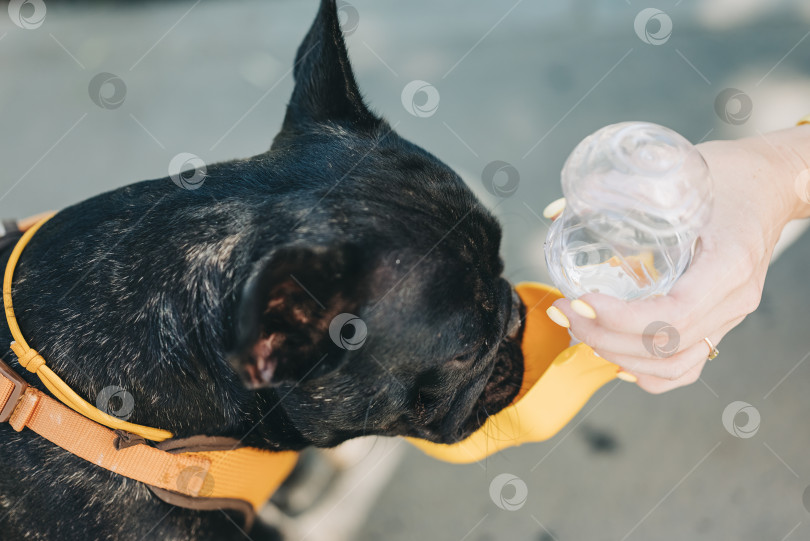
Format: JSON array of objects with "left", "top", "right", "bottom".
[{"left": 0, "top": 358, "right": 28, "bottom": 423}]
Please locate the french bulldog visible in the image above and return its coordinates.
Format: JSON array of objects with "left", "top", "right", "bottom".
[{"left": 0, "top": 1, "right": 526, "bottom": 539}]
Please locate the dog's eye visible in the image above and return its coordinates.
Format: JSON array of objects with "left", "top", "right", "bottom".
[{"left": 449, "top": 349, "right": 479, "bottom": 366}]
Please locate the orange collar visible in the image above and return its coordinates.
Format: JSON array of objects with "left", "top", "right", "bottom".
[{"left": 0, "top": 212, "right": 297, "bottom": 526}]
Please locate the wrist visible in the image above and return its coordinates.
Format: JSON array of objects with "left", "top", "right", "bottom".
[
  {"left": 696, "top": 137, "right": 794, "bottom": 253},
  {"left": 747, "top": 127, "right": 810, "bottom": 221}
]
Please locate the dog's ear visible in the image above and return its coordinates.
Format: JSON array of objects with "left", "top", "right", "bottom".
[
  {"left": 273, "top": 0, "right": 379, "bottom": 146},
  {"left": 230, "top": 244, "right": 367, "bottom": 388}
]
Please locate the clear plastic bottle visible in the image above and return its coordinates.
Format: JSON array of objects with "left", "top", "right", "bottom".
[{"left": 544, "top": 122, "right": 713, "bottom": 301}]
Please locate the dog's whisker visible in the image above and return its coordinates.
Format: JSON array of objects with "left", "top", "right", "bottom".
[{"left": 362, "top": 400, "right": 372, "bottom": 437}]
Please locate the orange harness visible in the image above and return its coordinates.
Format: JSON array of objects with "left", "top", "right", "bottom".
[{"left": 0, "top": 213, "right": 297, "bottom": 528}]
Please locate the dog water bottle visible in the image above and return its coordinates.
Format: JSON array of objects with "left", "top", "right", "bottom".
[{"left": 544, "top": 122, "right": 713, "bottom": 301}]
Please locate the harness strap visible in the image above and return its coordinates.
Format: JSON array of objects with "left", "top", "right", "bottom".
[
  {"left": 0, "top": 375, "right": 209, "bottom": 487},
  {"left": 3, "top": 212, "right": 174, "bottom": 442},
  {"left": 0, "top": 213, "right": 299, "bottom": 526},
  {"left": 0, "top": 371, "right": 296, "bottom": 525}
]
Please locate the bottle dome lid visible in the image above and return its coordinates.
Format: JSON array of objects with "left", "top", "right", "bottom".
[{"left": 561, "top": 122, "right": 712, "bottom": 236}]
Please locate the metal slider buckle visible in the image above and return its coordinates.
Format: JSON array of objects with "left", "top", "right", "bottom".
[{"left": 0, "top": 358, "right": 28, "bottom": 423}]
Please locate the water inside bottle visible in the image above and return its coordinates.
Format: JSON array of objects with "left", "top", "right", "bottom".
[{"left": 546, "top": 210, "right": 695, "bottom": 300}]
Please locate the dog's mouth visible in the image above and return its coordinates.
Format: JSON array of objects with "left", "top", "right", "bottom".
[
  {"left": 458, "top": 343, "right": 524, "bottom": 439},
  {"left": 457, "top": 289, "right": 526, "bottom": 440}
]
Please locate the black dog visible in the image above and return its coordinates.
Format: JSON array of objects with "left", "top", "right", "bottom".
[{"left": 0, "top": 1, "right": 526, "bottom": 539}]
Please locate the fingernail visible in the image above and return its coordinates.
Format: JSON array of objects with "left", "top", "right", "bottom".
[
  {"left": 546, "top": 306, "right": 570, "bottom": 328},
  {"left": 542, "top": 197, "right": 566, "bottom": 220},
  {"left": 570, "top": 299, "right": 596, "bottom": 319},
  {"left": 616, "top": 371, "right": 638, "bottom": 383}
]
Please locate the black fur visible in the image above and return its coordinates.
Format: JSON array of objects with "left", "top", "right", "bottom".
[{"left": 0, "top": 1, "right": 526, "bottom": 539}]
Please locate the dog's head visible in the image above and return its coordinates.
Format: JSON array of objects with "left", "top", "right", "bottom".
[{"left": 230, "top": 0, "right": 525, "bottom": 446}]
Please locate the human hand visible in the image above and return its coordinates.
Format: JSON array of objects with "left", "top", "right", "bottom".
[{"left": 544, "top": 126, "right": 810, "bottom": 393}]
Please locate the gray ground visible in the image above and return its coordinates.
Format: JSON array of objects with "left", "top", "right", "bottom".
[{"left": 2, "top": 0, "right": 810, "bottom": 539}]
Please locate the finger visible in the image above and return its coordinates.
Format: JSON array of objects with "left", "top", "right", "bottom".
[
  {"left": 557, "top": 280, "right": 751, "bottom": 359},
  {"left": 593, "top": 318, "right": 740, "bottom": 380},
  {"left": 633, "top": 358, "right": 708, "bottom": 394},
  {"left": 665, "top": 283, "right": 760, "bottom": 349},
  {"left": 573, "top": 234, "right": 749, "bottom": 337},
  {"left": 542, "top": 197, "right": 566, "bottom": 221}
]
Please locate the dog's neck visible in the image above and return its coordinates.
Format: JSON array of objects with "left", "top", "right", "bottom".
[{"left": 4, "top": 185, "right": 312, "bottom": 451}]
